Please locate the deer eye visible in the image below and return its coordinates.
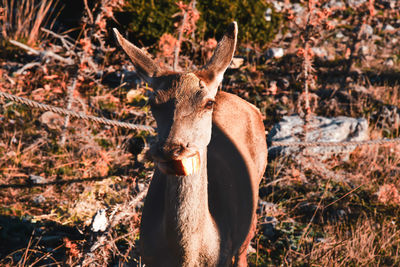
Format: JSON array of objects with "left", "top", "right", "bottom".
[{"left": 204, "top": 100, "right": 215, "bottom": 110}]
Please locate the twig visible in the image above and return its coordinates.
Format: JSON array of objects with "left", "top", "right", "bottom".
[
  {"left": 10, "top": 40, "right": 40, "bottom": 55},
  {"left": 324, "top": 183, "right": 363, "bottom": 209},
  {"left": 298, "top": 177, "right": 332, "bottom": 248},
  {"left": 81, "top": 187, "right": 149, "bottom": 266},
  {"left": 60, "top": 78, "right": 77, "bottom": 145},
  {"left": 9, "top": 39, "right": 75, "bottom": 65},
  {"left": 15, "top": 62, "right": 41, "bottom": 75},
  {"left": 302, "top": 8, "right": 314, "bottom": 125},
  {"left": 173, "top": 9, "right": 188, "bottom": 71},
  {"left": 83, "top": 0, "right": 94, "bottom": 24},
  {"left": 109, "top": 187, "right": 149, "bottom": 228},
  {"left": 41, "top": 27, "right": 74, "bottom": 49}
]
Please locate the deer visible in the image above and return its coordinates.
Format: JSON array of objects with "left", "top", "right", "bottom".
[{"left": 113, "top": 21, "right": 267, "bottom": 267}]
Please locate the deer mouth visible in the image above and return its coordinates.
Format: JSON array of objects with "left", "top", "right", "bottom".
[{"left": 155, "top": 152, "right": 200, "bottom": 176}]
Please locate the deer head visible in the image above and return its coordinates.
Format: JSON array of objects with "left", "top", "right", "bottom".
[{"left": 113, "top": 22, "right": 237, "bottom": 176}]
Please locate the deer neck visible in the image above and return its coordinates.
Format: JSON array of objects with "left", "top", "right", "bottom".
[{"left": 163, "top": 148, "right": 220, "bottom": 264}]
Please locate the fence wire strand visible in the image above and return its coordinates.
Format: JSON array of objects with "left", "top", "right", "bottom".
[
  {"left": 0, "top": 91, "right": 155, "bottom": 133},
  {"left": 271, "top": 138, "right": 400, "bottom": 147},
  {"left": 2, "top": 90, "right": 400, "bottom": 148}
]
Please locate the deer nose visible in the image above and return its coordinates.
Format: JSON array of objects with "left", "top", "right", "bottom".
[{"left": 162, "top": 143, "right": 185, "bottom": 160}]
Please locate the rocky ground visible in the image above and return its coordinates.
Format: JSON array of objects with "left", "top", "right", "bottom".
[{"left": 1, "top": 0, "right": 400, "bottom": 266}]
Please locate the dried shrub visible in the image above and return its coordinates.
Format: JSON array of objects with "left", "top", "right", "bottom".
[
  {"left": 158, "top": 33, "right": 178, "bottom": 59},
  {"left": 309, "top": 219, "right": 400, "bottom": 266},
  {"left": 377, "top": 184, "right": 400, "bottom": 205},
  {"left": 0, "top": 0, "right": 59, "bottom": 45}
]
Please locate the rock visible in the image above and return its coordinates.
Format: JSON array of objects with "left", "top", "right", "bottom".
[
  {"left": 136, "top": 182, "right": 146, "bottom": 192},
  {"left": 268, "top": 115, "right": 369, "bottom": 160},
  {"left": 277, "top": 78, "right": 290, "bottom": 90},
  {"left": 381, "top": 0, "right": 397, "bottom": 8},
  {"left": 336, "top": 209, "right": 346, "bottom": 218},
  {"left": 126, "top": 89, "right": 143, "bottom": 103},
  {"left": 383, "top": 58, "right": 394, "bottom": 67},
  {"left": 311, "top": 47, "right": 328, "bottom": 59},
  {"left": 229, "top": 57, "right": 244, "bottom": 69},
  {"left": 91, "top": 209, "right": 108, "bottom": 232},
  {"left": 29, "top": 174, "right": 46, "bottom": 184},
  {"left": 352, "top": 85, "right": 368, "bottom": 93},
  {"left": 262, "top": 216, "right": 279, "bottom": 240},
  {"left": 264, "top": 7, "right": 272, "bottom": 22},
  {"left": 272, "top": 1, "right": 284, "bottom": 12},
  {"left": 247, "top": 244, "right": 256, "bottom": 253},
  {"left": 291, "top": 3, "right": 306, "bottom": 24},
  {"left": 265, "top": 47, "right": 284, "bottom": 59},
  {"left": 326, "top": 0, "right": 345, "bottom": 9},
  {"left": 267, "top": 81, "right": 278, "bottom": 95},
  {"left": 258, "top": 200, "right": 278, "bottom": 215},
  {"left": 283, "top": 31, "right": 293, "bottom": 40},
  {"left": 336, "top": 31, "right": 345, "bottom": 39},
  {"left": 382, "top": 24, "right": 396, "bottom": 34},
  {"left": 378, "top": 105, "right": 400, "bottom": 128},
  {"left": 359, "top": 45, "right": 369, "bottom": 56},
  {"left": 347, "top": 0, "right": 367, "bottom": 8},
  {"left": 359, "top": 24, "right": 373, "bottom": 38},
  {"left": 39, "top": 111, "right": 63, "bottom": 130},
  {"left": 33, "top": 195, "right": 46, "bottom": 204},
  {"left": 292, "top": 3, "right": 305, "bottom": 15}
]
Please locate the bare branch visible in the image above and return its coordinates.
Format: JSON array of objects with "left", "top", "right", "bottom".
[{"left": 9, "top": 39, "right": 75, "bottom": 65}]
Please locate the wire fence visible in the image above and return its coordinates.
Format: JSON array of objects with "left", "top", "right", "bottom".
[
  {"left": 2, "top": 90, "right": 400, "bottom": 148},
  {"left": 0, "top": 91, "right": 155, "bottom": 133},
  {"left": 270, "top": 138, "right": 400, "bottom": 147}
]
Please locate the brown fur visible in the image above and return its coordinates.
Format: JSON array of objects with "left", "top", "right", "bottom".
[{"left": 114, "top": 22, "right": 267, "bottom": 266}]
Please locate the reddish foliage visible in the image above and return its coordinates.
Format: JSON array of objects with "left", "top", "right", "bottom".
[
  {"left": 64, "top": 237, "right": 80, "bottom": 258},
  {"left": 158, "top": 33, "right": 178, "bottom": 58},
  {"left": 377, "top": 184, "right": 400, "bottom": 205}
]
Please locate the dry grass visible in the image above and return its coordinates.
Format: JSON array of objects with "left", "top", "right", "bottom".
[
  {"left": 0, "top": 0, "right": 58, "bottom": 45},
  {"left": 1, "top": 0, "right": 400, "bottom": 266},
  {"left": 308, "top": 218, "right": 400, "bottom": 266}
]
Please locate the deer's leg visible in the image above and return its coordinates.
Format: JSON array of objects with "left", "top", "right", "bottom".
[{"left": 234, "top": 213, "right": 257, "bottom": 267}]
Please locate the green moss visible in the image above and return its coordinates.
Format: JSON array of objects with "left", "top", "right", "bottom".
[
  {"left": 121, "top": 0, "right": 282, "bottom": 47},
  {"left": 197, "top": 0, "right": 282, "bottom": 45},
  {"left": 56, "top": 166, "right": 74, "bottom": 176},
  {"left": 122, "top": 0, "right": 179, "bottom": 46},
  {"left": 98, "top": 100, "right": 117, "bottom": 111},
  {"left": 95, "top": 138, "right": 112, "bottom": 149}
]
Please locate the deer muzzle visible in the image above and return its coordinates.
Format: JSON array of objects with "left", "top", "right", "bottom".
[{"left": 155, "top": 152, "right": 200, "bottom": 176}]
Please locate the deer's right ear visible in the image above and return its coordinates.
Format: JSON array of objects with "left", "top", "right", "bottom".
[
  {"left": 113, "top": 28, "right": 162, "bottom": 85},
  {"left": 198, "top": 22, "right": 237, "bottom": 95}
]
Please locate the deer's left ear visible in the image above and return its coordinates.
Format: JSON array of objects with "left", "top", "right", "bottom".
[
  {"left": 113, "top": 28, "right": 164, "bottom": 86},
  {"left": 197, "top": 22, "right": 237, "bottom": 95}
]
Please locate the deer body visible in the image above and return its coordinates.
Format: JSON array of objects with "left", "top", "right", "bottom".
[{"left": 114, "top": 22, "right": 267, "bottom": 267}]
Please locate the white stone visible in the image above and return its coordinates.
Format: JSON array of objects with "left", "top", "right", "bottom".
[
  {"left": 360, "top": 24, "right": 373, "bottom": 38},
  {"left": 268, "top": 115, "right": 369, "bottom": 160},
  {"left": 91, "top": 209, "right": 108, "bottom": 232},
  {"left": 264, "top": 7, "right": 272, "bottom": 22},
  {"left": 266, "top": 47, "right": 284, "bottom": 59},
  {"left": 311, "top": 47, "right": 328, "bottom": 59},
  {"left": 336, "top": 31, "right": 345, "bottom": 39},
  {"left": 229, "top": 57, "right": 244, "bottom": 69},
  {"left": 382, "top": 24, "right": 396, "bottom": 33}
]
